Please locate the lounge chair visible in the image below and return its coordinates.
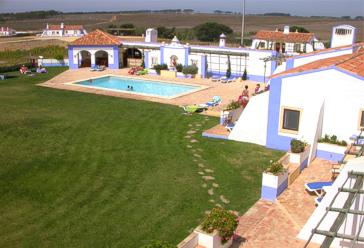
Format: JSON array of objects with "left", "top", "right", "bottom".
[
  {"left": 305, "top": 181, "right": 333, "bottom": 196},
  {"left": 211, "top": 76, "right": 220, "bottom": 82},
  {"left": 90, "top": 65, "right": 97, "bottom": 71},
  {"left": 227, "top": 77, "right": 237, "bottom": 83},
  {"left": 0, "top": 74, "right": 5, "bottom": 80},
  {"left": 206, "top": 96, "right": 222, "bottom": 107},
  {"left": 220, "top": 76, "right": 228, "bottom": 83},
  {"left": 181, "top": 105, "right": 207, "bottom": 114},
  {"left": 225, "top": 123, "right": 235, "bottom": 132}
]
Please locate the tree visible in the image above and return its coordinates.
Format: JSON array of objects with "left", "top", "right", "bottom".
[
  {"left": 120, "top": 23, "right": 135, "bottom": 35},
  {"left": 194, "top": 22, "right": 233, "bottom": 42},
  {"left": 289, "top": 26, "right": 310, "bottom": 33},
  {"left": 157, "top": 26, "right": 176, "bottom": 39}
]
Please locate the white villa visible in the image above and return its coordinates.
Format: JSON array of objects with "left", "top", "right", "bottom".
[
  {"left": 0, "top": 27, "right": 16, "bottom": 36},
  {"left": 251, "top": 25, "right": 326, "bottom": 55},
  {"left": 41, "top": 23, "right": 87, "bottom": 37}
]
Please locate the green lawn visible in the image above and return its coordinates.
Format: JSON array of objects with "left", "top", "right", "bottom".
[{"left": 0, "top": 68, "right": 283, "bottom": 247}]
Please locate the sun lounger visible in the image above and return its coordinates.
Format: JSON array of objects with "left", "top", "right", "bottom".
[
  {"left": 181, "top": 105, "right": 207, "bottom": 114},
  {"left": 220, "top": 77, "right": 228, "bottom": 83},
  {"left": 305, "top": 181, "right": 333, "bottom": 196},
  {"left": 90, "top": 66, "right": 97, "bottom": 71},
  {"left": 0, "top": 74, "right": 5, "bottom": 80},
  {"left": 206, "top": 96, "right": 222, "bottom": 107},
  {"left": 211, "top": 76, "right": 220, "bottom": 82}
]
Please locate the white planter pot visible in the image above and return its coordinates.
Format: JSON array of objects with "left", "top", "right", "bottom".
[
  {"left": 194, "top": 226, "right": 233, "bottom": 248},
  {"left": 261, "top": 171, "right": 289, "bottom": 201},
  {"left": 289, "top": 145, "right": 310, "bottom": 165}
]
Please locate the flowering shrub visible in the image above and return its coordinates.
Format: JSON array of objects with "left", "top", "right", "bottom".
[
  {"left": 266, "top": 160, "right": 286, "bottom": 175},
  {"left": 290, "top": 139, "right": 306, "bottom": 153},
  {"left": 201, "top": 207, "right": 238, "bottom": 244}
]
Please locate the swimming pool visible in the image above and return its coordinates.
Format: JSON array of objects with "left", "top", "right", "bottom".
[{"left": 73, "top": 76, "right": 203, "bottom": 99}]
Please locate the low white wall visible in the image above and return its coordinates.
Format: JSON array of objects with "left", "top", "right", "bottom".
[
  {"left": 292, "top": 48, "right": 353, "bottom": 68},
  {"left": 229, "top": 92, "right": 269, "bottom": 145}
]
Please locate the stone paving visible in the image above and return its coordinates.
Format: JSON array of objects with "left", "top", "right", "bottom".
[
  {"left": 234, "top": 159, "right": 332, "bottom": 248},
  {"left": 40, "top": 68, "right": 260, "bottom": 115}
]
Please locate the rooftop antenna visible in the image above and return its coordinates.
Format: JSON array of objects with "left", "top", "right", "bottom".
[{"left": 241, "top": 0, "right": 246, "bottom": 46}]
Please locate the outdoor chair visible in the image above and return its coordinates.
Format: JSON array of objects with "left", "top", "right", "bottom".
[{"left": 305, "top": 181, "right": 333, "bottom": 196}]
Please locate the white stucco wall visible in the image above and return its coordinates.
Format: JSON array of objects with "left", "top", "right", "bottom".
[
  {"left": 72, "top": 47, "right": 115, "bottom": 66},
  {"left": 298, "top": 157, "right": 364, "bottom": 247},
  {"left": 292, "top": 48, "right": 353, "bottom": 68},
  {"left": 163, "top": 45, "right": 188, "bottom": 67},
  {"left": 279, "top": 69, "right": 364, "bottom": 142},
  {"left": 148, "top": 50, "right": 161, "bottom": 68},
  {"left": 229, "top": 92, "right": 269, "bottom": 145}
]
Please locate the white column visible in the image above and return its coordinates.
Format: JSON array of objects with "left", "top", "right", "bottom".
[{"left": 91, "top": 52, "right": 96, "bottom": 66}]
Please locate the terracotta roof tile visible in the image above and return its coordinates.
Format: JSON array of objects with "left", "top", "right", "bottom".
[
  {"left": 48, "top": 25, "right": 84, "bottom": 30},
  {"left": 254, "top": 30, "right": 315, "bottom": 43},
  {"left": 271, "top": 44, "right": 364, "bottom": 79},
  {"left": 70, "top": 29, "right": 122, "bottom": 46}
]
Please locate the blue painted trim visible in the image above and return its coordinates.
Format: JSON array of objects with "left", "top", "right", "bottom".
[
  {"left": 265, "top": 77, "right": 293, "bottom": 151},
  {"left": 144, "top": 51, "right": 149, "bottom": 69},
  {"left": 160, "top": 46, "right": 165, "bottom": 64},
  {"left": 261, "top": 186, "right": 278, "bottom": 201},
  {"left": 202, "top": 132, "right": 229, "bottom": 140},
  {"left": 68, "top": 45, "right": 119, "bottom": 48},
  {"left": 270, "top": 51, "right": 278, "bottom": 75},
  {"left": 184, "top": 47, "right": 190, "bottom": 66},
  {"left": 286, "top": 58, "right": 294, "bottom": 70},
  {"left": 316, "top": 149, "right": 345, "bottom": 162},
  {"left": 333, "top": 67, "right": 364, "bottom": 81},
  {"left": 109, "top": 46, "right": 119, "bottom": 69},
  {"left": 277, "top": 177, "right": 288, "bottom": 196},
  {"left": 68, "top": 47, "right": 78, "bottom": 69},
  {"left": 300, "top": 157, "right": 309, "bottom": 171},
  {"left": 200, "top": 55, "right": 207, "bottom": 79}
]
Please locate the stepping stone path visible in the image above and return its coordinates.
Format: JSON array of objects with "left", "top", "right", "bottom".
[
  {"left": 202, "top": 176, "right": 215, "bottom": 181},
  {"left": 185, "top": 120, "right": 232, "bottom": 209},
  {"left": 220, "top": 195, "right": 230, "bottom": 204}
]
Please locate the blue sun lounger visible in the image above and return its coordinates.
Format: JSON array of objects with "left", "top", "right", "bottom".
[
  {"left": 315, "top": 197, "right": 323, "bottom": 205},
  {"left": 305, "top": 181, "right": 333, "bottom": 196}
]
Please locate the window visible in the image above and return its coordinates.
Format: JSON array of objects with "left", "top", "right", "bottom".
[
  {"left": 294, "top": 44, "right": 301, "bottom": 53},
  {"left": 281, "top": 108, "right": 301, "bottom": 132},
  {"left": 359, "top": 110, "right": 364, "bottom": 129}
]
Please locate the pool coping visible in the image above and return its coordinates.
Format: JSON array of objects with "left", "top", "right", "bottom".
[{"left": 64, "top": 74, "right": 210, "bottom": 100}]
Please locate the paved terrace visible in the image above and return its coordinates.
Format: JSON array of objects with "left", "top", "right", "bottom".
[
  {"left": 234, "top": 159, "right": 332, "bottom": 248},
  {"left": 40, "top": 68, "right": 260, "bottom": 115}
]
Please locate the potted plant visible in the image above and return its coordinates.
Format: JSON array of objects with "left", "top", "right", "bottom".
[
  {"left": 182, "top": 64, "right": 198, "bottom": 78},
  {"left": 220, "top": 100, "right": 243, "bottom": 125},
  {"left": 153, "top": 64, "right": 168, "bottom": 75},
  {"left": 261, "top": 160, "right": 288, "bottom": 201},
  {"left": 176, "top": 63, "right": 183, "bottom": 73},
  {"left": 289, "top": 139, "right": 310, "bottom": 167},
  {"left": 242, "top": 68, "right": 247, "bottom": 81},
  {"left": 317, "top": 134, "right": 348, "bottom": 161},
  {"left": 194, "top": 207, "right": 238, "bottom": 248},
  {"left": 226, "top": 55, "right": 231, "bottom": 79}
]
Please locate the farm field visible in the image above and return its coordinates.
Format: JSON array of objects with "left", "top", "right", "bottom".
[
  {"left": 2, "top": 13, "right": 363, "bottom": 42},
  {"left": 0, "top": 68, "right": 283, "bottom": 247}
]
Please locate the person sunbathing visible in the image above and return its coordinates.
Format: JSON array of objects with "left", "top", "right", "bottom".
[{"left": 20, "top": 65, "right": 29, "bottom": 74}]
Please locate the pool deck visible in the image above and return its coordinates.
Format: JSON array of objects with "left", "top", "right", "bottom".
[
  {"left": 234, "top": 158, "right": 332, "bottom": 248},
  {"left": 40, "top": 68, "right": 260, "bottom": 115}
]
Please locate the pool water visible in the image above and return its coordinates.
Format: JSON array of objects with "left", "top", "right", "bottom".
[{"left": 75, "top": 76, "right": 201, "bottom": 98}]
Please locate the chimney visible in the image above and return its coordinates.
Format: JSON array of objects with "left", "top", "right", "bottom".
[
  {"left": 283, "top": 25, "right": 290, "bottom": 34},
  {"left": 46, "top": 23, "right": 49, "bottom": 29},
  {"left": 219, "top": 33, "right": 226, "bottom": 47},
  {"left": 61, "top": 22, "right": 64, "bottom": 29}
]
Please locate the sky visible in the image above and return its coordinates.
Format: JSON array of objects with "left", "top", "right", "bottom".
[{"left": 0, "top": 0, "right": 363, "bottom": 17}]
